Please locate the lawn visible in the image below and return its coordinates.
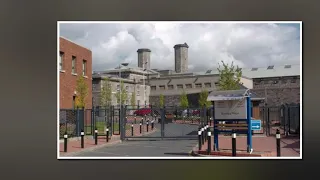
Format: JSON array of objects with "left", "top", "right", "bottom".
[{"left": 84, "top": 121, "right": 131, "bottom": 135}]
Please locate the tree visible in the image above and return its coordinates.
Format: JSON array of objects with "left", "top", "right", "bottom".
[
  {"left": 217, "top": 60, "right": 243, "bottom": 90},
  {"left": 100, "top": 77, "right": 112, "bottom": 107},
  {"left": 199, "top": 89, "right": 211, "bottom": 108},
  {"left": 159, "top": 94, "right": 164, "bottom": 107},
  {"left": 75, "top": 76, "right": 88, "bottom": 109},
  {"left": 115, "top": 80, "right": 127, "bottom": 105},
  {"left": 180, "top": 91, "right": 189, "bottom": 109},
  {"left": 131, "top": 91, "right": 136, "bottom": 107}
]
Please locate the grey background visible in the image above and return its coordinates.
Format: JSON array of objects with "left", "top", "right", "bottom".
[{"left": 0, "top": 0, "right": 317, "bottom": 180}]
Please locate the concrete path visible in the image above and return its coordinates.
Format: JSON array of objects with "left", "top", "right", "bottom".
[{"left": 74, "top": 139, "right": 197, "bottom": 157}]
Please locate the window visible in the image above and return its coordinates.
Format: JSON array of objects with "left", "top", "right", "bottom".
[
  {"left": 72, "top": 56, "right": 76, "bottom": 74},
  {"left": 267, "top": 65, "right": 274, "bottom": 70},
  {"left": 126, "top": 86, "right": 129, "bottom": 92},
  {"left": 82, "top": 60, "right": 87, "bottom": 76},
  {"left": 159, "top": 85, "right": 165, "bottom": 90},
  {"left": 185, "top": 84, "right": 192, "bottom": 89},
  {"left": 204, "top": 83, "right": 211, "bottom": 88},
  {"left": 151, "top": 86, "right": 156, "bottom": 91},
  {"left": 177, "top": 84, "right": 183, "bottom": 89},
  {"left": 117, "top": 84, "right": 120, "bottom": 91},
  {"left": 214, "top": 82, "right": 219, "bottom": 87},
  {"left": 168, "top": 85, "right": 174, "bottom": 90},
  {"left": 195, "top": 83, "right": 202, "bottom": 88},
  {"left": 59, "top": 52, "right": 64, "bottom": 70},
  {"left": 137, "top": 100, "right": 140, "bottom": 105},
  {"left": 125, "top": 100, "right": 128, "bottom": 105},
  {"left": 137, "top": 90, "right": 140, "bottom": 96}
]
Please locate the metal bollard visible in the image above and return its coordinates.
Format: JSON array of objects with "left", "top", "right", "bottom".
[
  {"left": 276, "top": 129, "right": 281, "bottom": 157},
  {"left": 207, "top": 129, "right": 212, "bottom": 155},
  {"left": 80, "top": 129, "right": 84, "bottom": 148},
  {"left": 131, "top": 124, "right": 134, "bottom": 136},
  {"left": 106, "top": 128, "right": 109, "bottom": 142},
  {"left": 198, "top": 127, "right": 202, "bottom": 151},
  {"left": 147, "top": 121, "right": 149, "bottom": 132},
  {"left": 140, "top": 122, "right": 142, "bottom": 134},
  {"left": 151, "top": 121, "right": 154, "bottom": 130},
  {"left": 232, "top": 130, "right": 237, "bottom": 157},
  {"left": 64, "top": 132, "right": 68, "bottom": 152},
  {"left": 201, "top": 126, "right": 205, "bottom": 145},
  {"left": 94, "top": 128, "right": 98, "bottom": 145},
  {"left": 134, "top": 115, "right": 137, "bottom": 124}
]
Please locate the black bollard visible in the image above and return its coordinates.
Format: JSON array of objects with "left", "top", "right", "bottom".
[
  {"left": 140, "top": 122, "right": 142, "bottom": 134},
  {"left": 134, "top": 116, "right": 137, "bottom": 124},
  {"left": 147, "top": 121, "right": 149, "bottom": 132},
  {"left": 232, "top": 130, "right": 237, "bottom": 157},
  {"left": 80, "top": 129, "right": 84, "bottom": 148},
  {"left": 64, "top": 132, "right": 68, "bottom": 152},
  {"left": 276, "top": 129, "right": 281, "bottom": 157},
  {"left": 94, "top": 128, "right": 98, "bottom": 145},
  {"left": 198, "top": 127, "right": 202, "bottom": 151},
  {"left": 151, "top": 121, "right": 154, "bottom": 130},
  {"left": 201, "top": 126, "right": 205, "bottom": 145},
  {"left": 207, "top": 129, "right": 212, "bottom": 155},
  {"left": 131, "top": 124, "right": 134, "bottom": 136},
  {"left": 106, "top": 128, "right": 109, "bottom": 142}
]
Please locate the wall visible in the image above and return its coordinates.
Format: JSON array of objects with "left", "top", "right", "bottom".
[
  {"left": 251, "top": 76, "right": 300, "bottom": 106},
  {"left": 59, "top": 37, "right": 92, "bottom": 109}
]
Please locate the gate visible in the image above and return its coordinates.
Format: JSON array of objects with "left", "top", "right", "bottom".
[
  {"left": 122, "top": 106, "right": 206, "bottom": 140},
  {"left": 260, "top": 104, "right": 300, "bottom": 136}
]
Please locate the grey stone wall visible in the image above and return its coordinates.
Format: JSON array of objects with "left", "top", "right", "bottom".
[
  {"left": 252, "top": 76, "right": 300, "bottom": 106},
  {"left": 174, "top": 47, "right": 188, "bottom": 73}
]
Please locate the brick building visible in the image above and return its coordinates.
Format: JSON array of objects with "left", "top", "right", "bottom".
[{"left": 59, "top": 37, "right": 92, "bottom": 109}]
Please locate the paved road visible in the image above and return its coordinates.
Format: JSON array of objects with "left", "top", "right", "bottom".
[{"left": 74, "top": 123, "right": 199, "bottom": 157}]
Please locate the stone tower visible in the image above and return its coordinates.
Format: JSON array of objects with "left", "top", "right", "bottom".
[
  {"left": 137, "top": 48, "right": 151, "bottom": 70},
  {"left": 174, "top": 43, "right": 189, "bottom": 73}
]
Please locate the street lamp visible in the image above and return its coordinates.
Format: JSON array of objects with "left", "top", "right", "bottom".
[
  {"left": 143, "top": 62, "right": 148, "bottom": 107},
  {"left": 118, "top": 63, "right": 129, "bottom": 122}
]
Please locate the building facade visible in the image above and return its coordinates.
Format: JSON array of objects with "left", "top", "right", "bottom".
[
  {"left": 205, "top": 64, "right": 300, "bottom": 106},
  {"left": 92, "top": 67, "right": 156, "bottom": 107},
  {"left": 59, "top": 37, "right": 92, "bottom": 109}
]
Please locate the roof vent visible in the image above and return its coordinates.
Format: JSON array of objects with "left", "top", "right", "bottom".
[
  {"left": 284, "top": 65, "right": 291, "bottom": 68},
  {"left": 206, "top": 70, "right": 212, "bottom": 74},
  {"left": 251, "top": 68, "right": 258, "bottom": 71},
  {"left": 267, "top": 65, "right": 274, "bottom": 70}
]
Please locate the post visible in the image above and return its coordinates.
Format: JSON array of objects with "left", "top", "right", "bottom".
[
  {"left": 201, "top": 126, "right": 205, "bottom": 145},
  {"left": 147, "top": 121, "right": 149, "bottom": 132},
  {"left": 207, "top": 129, "right": 212, "bottom": 155},
  {"left": 134, "top": 115, "right": 136, "bottom": 124},
  {"left": 232, "top": 130, "right": 237, "bottom": 157},
  {"left": 131, "top": 124, "right": 134, "bottom": 136},
  {"left": 106, "top": 128, "right": 109, "bottom": 142},
  {"left": 140, "top": 122, "right": 142, "bottom": 134},
  {"left": 64, "top": 132, "right": 68, "bottom": 152},
  {"left": 151, "top": 120, "right": 154, "bottom": 130},
  {"left": 209, "top": 117, "right": 212, "bottom": 126},
  {"left": 198, "top": 127, "right": 202, "bottom": 151},
  {"left": 94, "top": 128, "right": 98, "bottom": 145},
  {"left": 276, "top": 129, "right": 281, "bottom": 157},
  {"left": 81, "top": 129, "right": 84, "bottom": 148}
]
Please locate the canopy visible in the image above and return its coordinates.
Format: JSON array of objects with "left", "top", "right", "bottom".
[{"left": 207, "top": 89, "right": 250, "bottom": 101}]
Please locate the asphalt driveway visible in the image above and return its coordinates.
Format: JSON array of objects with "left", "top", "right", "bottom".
[{"left": 74, "top": 123, "right": 199, "bottom": 157}]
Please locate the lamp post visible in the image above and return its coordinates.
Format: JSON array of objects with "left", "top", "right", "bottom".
[
  {"left": 143, "top": 61, "right": 148, "bottom": 107},
  {"left": 118, "top": 63, "right": 129, "bottom": 123}
]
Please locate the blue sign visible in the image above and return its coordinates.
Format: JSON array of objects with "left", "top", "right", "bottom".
[{"left": 251, "top": 120, "right": 261, "bottom": 131}]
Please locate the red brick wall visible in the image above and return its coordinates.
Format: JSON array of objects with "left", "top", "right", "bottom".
[{"left": 59, "top": 37, "right": 92, "bottom": 109}]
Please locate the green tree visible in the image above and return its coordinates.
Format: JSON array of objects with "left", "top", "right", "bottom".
[
  {"left": 159, "top": 94, "right": 164, "bottom": 107},
  {"left": 199, "top": 89, "right": 211, "bottom": 108},
  {"left": 100, "top": 77, "right": 112, "bottom": 107},
  {"left": 75, "top": 76, "right": 88, "bottom": 108},
  {"left": 180, "top": 91, "right": 189, "bottom": 108},
  {"left": 217, "top": 60, "right": 243, "bottom": 90},
  {"left": 115, "top": 80, "right": 127, "bottom": 105},
  {"left": 131, "top": 91, "right": 136, "bottom": 106}
]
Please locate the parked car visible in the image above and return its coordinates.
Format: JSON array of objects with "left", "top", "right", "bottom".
[{"left": 133, "top": 108, "right": 159, "bottom": 116}]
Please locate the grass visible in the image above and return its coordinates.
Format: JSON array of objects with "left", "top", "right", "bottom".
[{"left": 84, "top": 121, "right": 131, "bottom": 135}]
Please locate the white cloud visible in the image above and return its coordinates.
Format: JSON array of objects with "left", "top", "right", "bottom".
[{"left": 59, "top": 22, "right": 300, "bottom": 72}]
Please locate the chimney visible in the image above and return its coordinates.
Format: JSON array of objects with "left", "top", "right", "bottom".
[
  {"left": 174, "top": 43, "right": 189, "bottom": 73},
  {"left": 137, "top": 48, "right": 151, "bottom": 70}
]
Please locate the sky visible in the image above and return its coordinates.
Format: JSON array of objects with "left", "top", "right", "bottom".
[{"left": 59, "top": 22, "right": 301, "bottom": 72}]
